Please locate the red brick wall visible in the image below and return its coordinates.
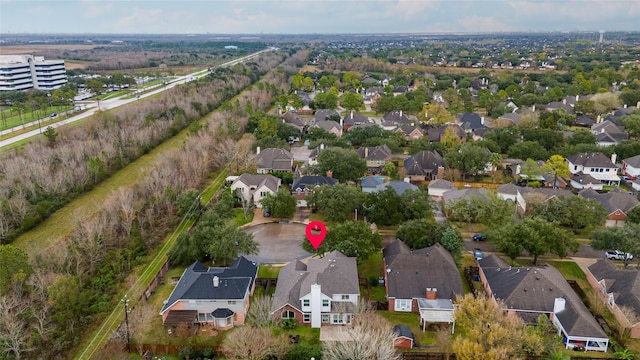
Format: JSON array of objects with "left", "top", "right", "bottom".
[{"left": 272, "top": 304, "right": 304, "bottom": 325}]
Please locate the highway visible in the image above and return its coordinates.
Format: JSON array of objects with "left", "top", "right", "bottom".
[{"left": 0, "top": 48, "right": 275, "bottom": 149}]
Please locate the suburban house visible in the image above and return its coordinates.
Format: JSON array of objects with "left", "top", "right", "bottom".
[
  {"left": 230, "top": 173, "right": 281, "bottom": 208},
  {"left": 361, "top": 176, "right": 385, "bottom": 193},
  {"left": 395, "top": 125, "right": 424, "bottom": 140},
  {"left": 291, "top": 175, "right": 338, "bottom": 198},
  {"left": 315, "top": 119, "right": 342, "bottom": 137},
  {"left": 495, "top": 112, "right": 522, "bottom": 127},
  {"left": 566, "top": 153, "right": 620, "bottom": 186},
  {"left": 254, "top": 147, "right": 294, "bottom": 174},
  {"left": 478, "top": 256, "right": 609, "bottom": 352},
  {"left": 281, "top": 111, "right": 307, "bottom": 133},
  {"left": 373, "top": 180, "right": 419, "bottom": 196},
  {"left": 403, "top": 150, "right": 445, "bottom": 182},
  {"left": 270, "top": 251, "right": 360, "bottom": 328},
  {"left": 426, "top": 124, "right": 467, "bottom": 143},
  {"left": 591, "top": 122, "right": 629, "bottom": 147},
  {"left": 570, "top": 173, "right": 604, "bottom": 191},
  {"left": 578, "top": 188, "right": 639, "bottom": 226},
  {"left": 442, "top": 187, "right": 490, "bottom": 210},
  {"left": 427, "top": 179, "right": 454, "bottom": 197},
  {"left": 342, "top": 111, "right": 371, "bottom": 132},
  {"left": 457, "top": 112, "right": 486, "bottom": 132},
  {"left": 356, "top": 144, "right": 393, "bottom": 174},
  {"left": 314, "top": 109, "right": 340, "bottom": 123},
  {"left": 513, "top": 160, "right": 568, "bottom": 188},
  {"left": 160, "top": 257, "right": 258, "bottom": 330},
  {"left": 383, "top": 240, "right": 463, "bottom": 332},
  {"left": 381, "top": 110, "right": 411, "bottom": 130},
  {"left": 393, "top": 325, "right": 416, "bottom": 349},
  {"left": 497, "top": 183, "right": 574, "bottom": 213},
  {"left": 622, "top": 154, "right": 640, "bottom": 180},
  {"left": 586, "top": 260, "right": 640, "bottom": 338}
]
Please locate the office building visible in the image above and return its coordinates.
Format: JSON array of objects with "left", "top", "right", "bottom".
[{"left": 0, "top": 55, "right": 67, "bottom": 91}]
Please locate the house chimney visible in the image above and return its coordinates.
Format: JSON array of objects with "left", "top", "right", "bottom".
[
  {"left": 624, "top": 104, "right": 628, "bottom": 108},
  {"left": 213, "top": 276, "right": 219, "bottom": 287},
  {"left": 365, "top": 147, "right": 369, "bottom": 158},
  {"left": 404, "top": 177, "right": 410, "bottom": 183},
  {"left": 256, "top": 146, "right": 261, "bottom": 155},
  {"left": 320, "top": 143, "right": 325, "bottom": 150},
  {"left": 426, "top": 287, "right": 438, "bottom": 300},
  {"left": 532, "top": 105, "right": 536, "bottom": 112},
  {"left": 576, "top": 95, "right": 579, "bottom": 102},
  {"left": 597, "top": 115, "right": 601, "bottom": 123},
  {"left": 637, "top": 101, "right": 640, "bottom": 108},
  {"left": 399, "top": 110, "right": 403, "bottom": 117},
  {"left": 351, "top": 110, "right": 354, "bottom": 119},
  {"left": 553, "top": 297, "right": 566, "bottom": 313},
  {"left": 437, "top": 166, "right": 445, "bottom": 179},
  {"left": 326, "top": 170, "right": 333, "bottom": 178},
  {"left": 311, "top": 284, "right": 322, "bottom": 328},
  {"left": 612, "top": 153, "right": 617, "bottom": 165},
  {"left": 562, "top": 98, "right": 566, "bottom": 105},
  {"left": 481, "top": 116, "right": 485, "bottom": 126}
]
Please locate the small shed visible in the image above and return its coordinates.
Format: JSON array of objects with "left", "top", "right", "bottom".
[{"left": 393, "top": 325, "right": 415, "bottom": 349}]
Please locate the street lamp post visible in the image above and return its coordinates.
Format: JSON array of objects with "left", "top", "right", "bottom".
[{"left": 121, "top": 295, "right": 131, "bottom": 353}]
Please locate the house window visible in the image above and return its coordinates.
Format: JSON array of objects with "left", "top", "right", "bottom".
[
  {"left": 198, "top": 313, "right": 206, "bottom": 322},
  {"left": 395, "top": 299, "right": 412, "bottom": 312},
  {"left": 303, "top": 313, "right": 310, "bottom": 323},
  {"left": 574, "top": 166, "right": 578, "bottom": 171},
  {"left": 341, "top": 295, "right": 349, "bottom": 300},
  {"left": 226, "top": 317, "right": 232, "bottom": 325},
  {"left": 322, "top": 314, "right": 329, "bottom": 323},
  {"left": 332, "top": 314, "right": 344, "bottom": 324},
  {"left": 322, "top": 299, "right": 330, "bottom": 307},
  {"left": 303, "top": 299, "right": 310, "bottom": 307},
  {"left": 260, "top": 191, "right": 267, "bottom": 197},
  {"left": 282, "top": 310, "right": 295, "bottom": 319},
  {"left": 609, "top": 295, "right": 615, "bottom": 307}
]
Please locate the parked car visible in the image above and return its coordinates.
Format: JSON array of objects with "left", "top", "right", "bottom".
[
  {"left": 474, "top": 248, "right": 484, "bottom": 260},
  {"left": 50, "top": 113, "right": 58, "bottom": 118},
  {"left": 263, "top": 207, "right": 271, "bottom": 217},
  {"left": 473, "top": 233, "right": 486, "bottom": 241},
  {"left": 605, "top": 250, "right": 633, "bottom": 261}
]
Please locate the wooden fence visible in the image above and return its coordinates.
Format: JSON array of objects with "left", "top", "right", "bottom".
[{"left": 139, "top": 259, "right": 170, "bottom": 302}]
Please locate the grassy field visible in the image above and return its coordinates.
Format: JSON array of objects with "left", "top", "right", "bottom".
[{"left": 0, "top": 105, "right": 72, "bottom": 131}]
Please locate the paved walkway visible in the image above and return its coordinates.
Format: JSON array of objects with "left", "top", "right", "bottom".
[{"left": 571, "top": 257, "right": 599, "bottom": 275}]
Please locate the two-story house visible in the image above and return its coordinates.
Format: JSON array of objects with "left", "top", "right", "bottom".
[
  {"left": 160, "top": 257, "right": 258, "bottom": 330},
  {"left": 404, "top": 150, "right": 445, "bottom": 182},
  {"left": 356, "top": 144, "right": 393, "bottom": 174},
  {"left": 566, "top": 152, "right": 620, "bottom": 186},
  {"left": 254, "top": 147, "right": 294, "bottom": 174},
  {"left": 270, "top": 251, "right": 360, "bottom": 328},
  {"left": 230, "top": 173, "right": 281, "bottom": 208},
  {"left": 383, "top": 240, "right": 463, "bottom": 332},
  {"left": 622, "top": 154, "right": 640, "bottom": 181},
  {"left": 579, "top": 188, "right": 639, "bottom": 226}
]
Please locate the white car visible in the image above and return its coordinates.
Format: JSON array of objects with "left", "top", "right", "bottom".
[{"left": 605, "top": 250, "right": 633, "bottom": 261}]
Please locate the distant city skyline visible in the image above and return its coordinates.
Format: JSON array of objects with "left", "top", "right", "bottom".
[{"left": 1, "top": 0, "right": 639, "bottom": 35}]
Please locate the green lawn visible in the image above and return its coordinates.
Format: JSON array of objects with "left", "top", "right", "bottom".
[
  {"left": 0, "top": 105, "right": 72, "bottom": 131},
  {"left": 233, "top": 208, "right": 254, "bottom": 226},
  {"left": 377, "top": 310, "right": 436, "bottom": 346},
  {"left": 258, "top": 265, "right": 282, "bottom": 279}
]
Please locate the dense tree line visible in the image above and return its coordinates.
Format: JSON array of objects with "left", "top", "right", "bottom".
[
  {"left": 0, "top": 50, "right": 302, "bottom": 360},
  {"left": 0, "top": 54, "right": 288, "bottom": 245}
]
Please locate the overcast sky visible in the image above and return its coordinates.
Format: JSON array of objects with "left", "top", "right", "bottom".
[{"left": 1, "top": 0, "right": 639, "bottom": 34}]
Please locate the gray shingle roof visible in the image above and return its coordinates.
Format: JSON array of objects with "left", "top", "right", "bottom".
[
  {"left": 404, "top": 150, "right": 444, "bottom": 177},
  {"left": 255, "top": 148, "right": 293, "bottom": 171},
  {"left": 315, "top": 119, "right": 341, "bottom": 133},
  {"left": 481, "top": 264, "right": 606, "bottom": 338},
  {"left": 271, "top": 251, "right": 359, "bottom": 313},
  {"left": 428, "top": 179, "right": 454, "bottom": 190},
  {"left": 161, "top": 257, "right": 258, "bottom": 313},
  {"left": 315, "top": 109, "right": 340, "bottom": 122},
  {"left": 375, "top": 181, "right": 419, "bottom": 195},
  {"left": 342, "top": 112, "right": 370, "bottom": 126},
  {"left": 579, "top": 188, "right": 639, "bottom": 215},
  {"left": 292, "top": 176, "right": 338, "bottom": 192},
  {"left": 356, "top": 144, "right": 393, "bottom": 161},
  {"left": 384, "top": 241, "right": 463, "bottom": 301},
  {"left": 383, "top": 110, "right": 410, "bottom": 124},
  {"left": 567, "top": 152, "right": 616, "bottom": 168},
  {"left": 623, "top": 154, "right": 640, "bottom": 168},
  {"left": 458, "top": 112, "right": 484, "bottom": 130},
  {"left": 588, "top": 260, "right": 640, "bottom": 320},
  {"left": 233, "top": 173, "right": 281, "bottom": 193},
  {"left": 442, "top": 188, "right": 490, "bottom": 205}
]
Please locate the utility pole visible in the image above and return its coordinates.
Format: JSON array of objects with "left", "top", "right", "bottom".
[{"left": 121, "top": 295, "right": 131, "bottom": 353}]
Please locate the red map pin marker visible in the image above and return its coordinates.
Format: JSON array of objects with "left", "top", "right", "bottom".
[{"left": 305, "top": 221, "right": 327, "bottom": 250}]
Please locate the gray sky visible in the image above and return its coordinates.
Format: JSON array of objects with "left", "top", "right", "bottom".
[{"left": 1, "top": 0, "right": 639, "bottom": 34}]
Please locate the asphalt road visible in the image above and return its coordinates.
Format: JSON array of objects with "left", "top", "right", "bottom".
[
  {"left": 464, "top": 238, "right": 604, "bottom": 260},
  {"left": 0, "top": 48, "right": 274, "bottom": 149}
]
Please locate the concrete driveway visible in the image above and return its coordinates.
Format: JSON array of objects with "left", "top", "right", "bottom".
[{"left": 243, "top": 222, "right": 313, "bottom": 264}]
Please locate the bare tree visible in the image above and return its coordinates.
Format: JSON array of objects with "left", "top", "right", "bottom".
[
  {"left": 322, "top": 312, "right": 400, "bottom": 360},
  {"left": 221, "top": 326, "right": 289, "bottom": 360},
  {"left": 128, "top": 303, "right": 156, "bottom": 355},
  {"left": 0, "top": 294, "right": 32, "bottom": 360},
  {"left": 246, "top": 296, "right": 274, "bottom": 327}
]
